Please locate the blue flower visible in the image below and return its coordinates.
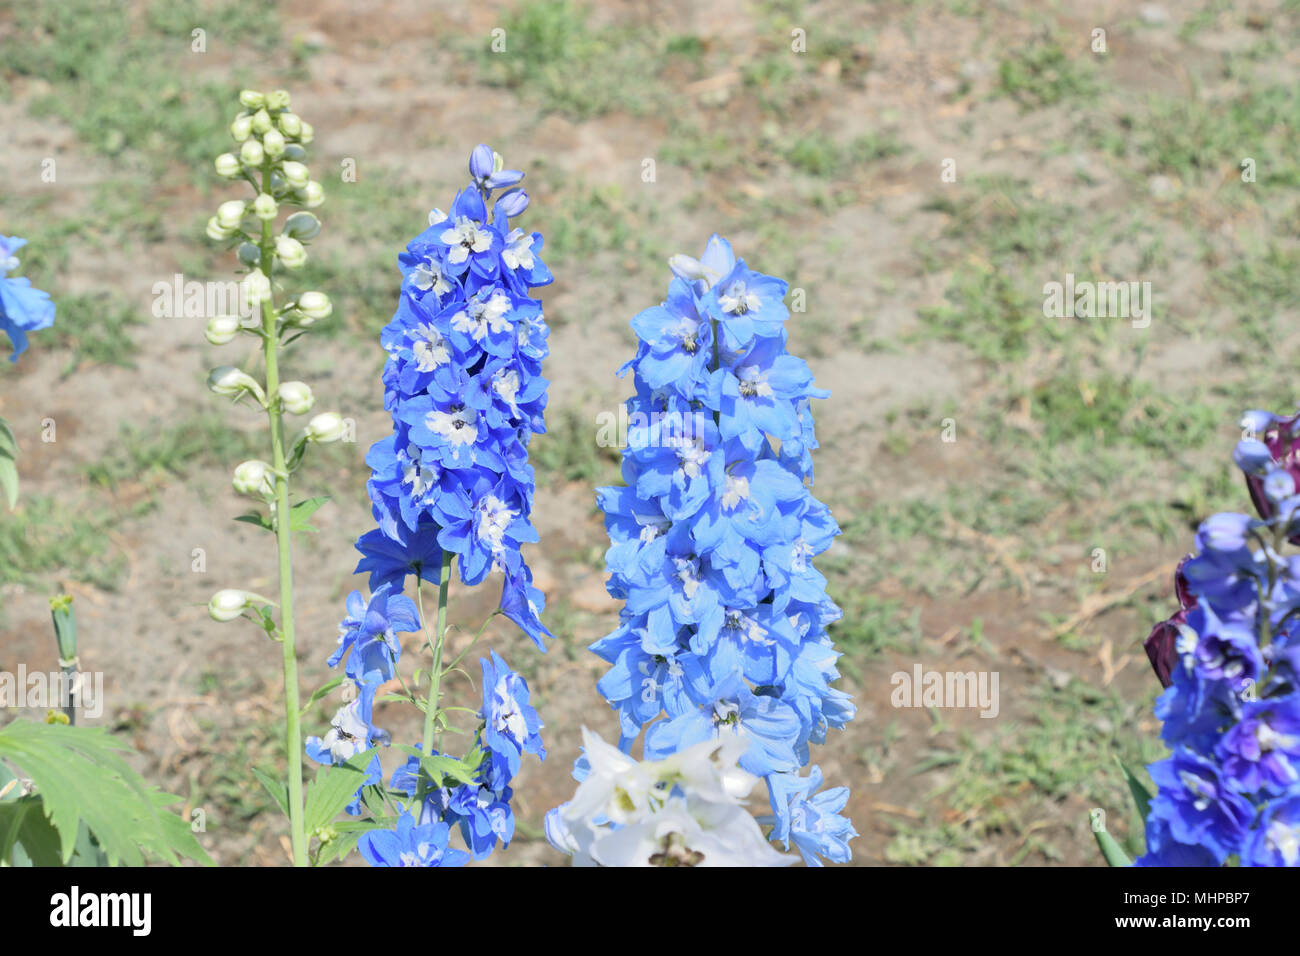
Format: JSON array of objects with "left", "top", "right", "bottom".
[
  {"left": 0, "top": 235, "right": 55, "bottom": 361},
  {"left": 762, "top": 766, "right": 857, "bottom": 867},
  {"left": 479, "top": 650, "right": 545, "bottom": 781},
  {"left": 576, "top": 236, "right": 855, "bottom": 863},
  {"left": 358, "top": 813, "right": 470, "bottom": 868},
  {"left": 1242, "top": 795, "right": 1300, "bottom": 866},
  {"left": 328, "top": 583, "right": 420, "bottom": 682}
]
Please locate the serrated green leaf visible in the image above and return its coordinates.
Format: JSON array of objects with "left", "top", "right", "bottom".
[
  {"left": 251, "top": 766, "right": 290, "bottom": 819},
  {"left": 303, "top": 748, "right": 374, "bottom": 835},
  {"left": 0, "top": 719, "right": 210, "bottom": 866}
]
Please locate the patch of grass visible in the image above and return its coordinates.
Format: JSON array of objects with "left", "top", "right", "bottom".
[
  {"left": 826, "top": 593, "right": 921, "bottom": 676},
  {"left": 1111, "top": 84, "right": 1300, "bottom": 188},
  {"left": 471, "top": 0, "right": 657, "bottom": 119},
  {"left": 49, "top": 294, "right": 144, "bottom": 372},
  {"left": 919, "top": 259, "right": 1040, "bottom": 362},
  {"left": 784, "top": 131, "right": 906, "bottom": 177},
  {"left": 2, "top": 0, "right": 279, "bottom": 173},
  {"left": 897, "top": 678, "right": 1162, "bottom": 864},
  {"left": 997, "top": 33, "right": 1101, "bottom": 108},
  {"left": 86, "top": 414, "right": 260, "bottom": 491},
  {"left": 0, "top": 494, "right": 125, "bottom": 589},
  {"left": 533, "top": 182, "right": 666, "bottom": 275},
  {"left": 532, "top": 408, "right": 621, "bottom": 486}
]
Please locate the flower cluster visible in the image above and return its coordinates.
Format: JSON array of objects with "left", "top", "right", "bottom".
[
  {"left": 546, "top": 727, "right": 794, "bottom": 866},
  {"left": 566, "top": 235, "right": 856, "bottom": 865},
  {"left": 1137, "top": 407, "right": 1300, "bottom": 866},
  {"left": 358, "top": 144, "right": 553, "bottom": 646},
  {"left": 376, "top": 651, "right": 546, "bottom": 864},
  {"left": 308, "top": 146, "right": 552, "bottom": 866},
  {"left": 0, "top": 235, "right": 55, "bottom": 362}
]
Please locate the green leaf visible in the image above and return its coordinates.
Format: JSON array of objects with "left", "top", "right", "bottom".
[
  {"left": 303, "top": 748, "right": 374, "bottom": 835},
  {"left": 289, "top": 495, "right": 330, "bottom": 533},
  {"left": 397, "top": 746, "right": 477, "bottom": 787},
  {"left": 234, "top": 511, "right": 274, "bottom": 532},
  {"left": 0, "top": 719, "right": 211, "bottom": 866},
  {"left": 0, "top": 416, "right": 18, "bottom": 511},
  {"left": 251, "top": 766, "right": 290, "bottom": 819},
  {"left": 301, "top": 677, "right": 345, "bottom": 716},
  {"left": 1090, "top": 812, "right": 1132, "bottom": 867},
  {"left": 1117, "top": 758, "right": 1153, "bottom": 823}
]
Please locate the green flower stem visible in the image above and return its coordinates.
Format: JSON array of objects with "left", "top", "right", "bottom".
[
  {"left": 415, "top": 552, "right": 454, "bottom": 801},
  {"left": 258, "top": 162, "right": 308, "bottom": 868}
]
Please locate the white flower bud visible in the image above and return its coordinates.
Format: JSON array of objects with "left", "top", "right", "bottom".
[
  {"left": 239, "top": 89, "right": 265, "bottom": 109},
  {"left": 208, "top": 366, "right": 266, "bottom": 403},
  {"left": 215, "top": 200, "right": 246, "bottom": 231},
  {"left": 242, "top": 271, "right": 272, "bottom": 310},
  {"left": 298, "top": 121, "right": 314, "bottom": 144},
  {"left": 275, "top": 236, "right": 307, "bottom": 270},
  {"left": 205, "top": 315, "right": 242, "bottom": 345},
  {"left": 230, "top": 114, "right": 253, "bottom": 142},
  {"left": 251, "top": 108, "right": 273, "bottom": 135},
  {"left": 206, "top": 217, "right": 234, "bottom": 241},
  {"left": 266, "top": 89, "right": 291, "bottom": 111},
  {"left": 306, "top": 412, "right": 346, "bottom": 443},
  {"left": 295, "top": 291, "right": 332, "bottom": 321},
  {"left": 278, "top": 381, "right": 315, "bottom": 415},
  {"left": 209, "top": 588, "right": 254, "bottom": 622},
  {"left": 252, "top": 192, "right": 278, "bottom": 220},
  {"left": 282, "top": 161, "right": 309, "bottom": 188},
  {"left": 278, "top": 112, "right": 303, "bottom": 137},
  {"left": 240, "top": 139, "right": 265, "bottom": 167},
  {"left": 302, "top": 180, "right": 325, "bottom": 208},
  {"left": 262, "top": 128, "right": 286, "bottom": 158},
  {"left": 232, "top": 459, "right": 276, "bottom": 498},
  {"left": 214, "top": 152, "right": 242, "bottom": 177}
]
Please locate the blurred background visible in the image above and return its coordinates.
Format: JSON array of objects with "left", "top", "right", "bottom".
[{"left": 1, "top": 0, "right": 1297, "bottom": 865}]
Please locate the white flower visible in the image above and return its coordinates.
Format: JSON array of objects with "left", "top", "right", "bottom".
[
  {"left": 278, "top": 381, "right": 314, "bottom": 415},
  {"left": 275, "top": 236, "right": 307, "bottom": 269},
  {"left": 440, "top": 216, "right": 492, "bottom": 264},
  {"left": 232, "top": 459, "right": 276, "bottom": 498},
  {"left": 238, "top": 89, "right": 265, "bottom": 109},
  {"left": 251, "top": 108, "right": 273, "bottom": 135},
  {"left": 216, "top": 200, "right": 246, "bottom": 230},
  {"left": 502, "top": 229, "right": 535, "bottom": 271},
  {"left": 262, "top": 128, "right": 286, "bottom": 158},
  {"left": 207, "top": 366, "right": 265, "bottom": 404},
  {"left": 214, "top": 153, "right": 242, "bottom": 178},
  {"left": 205, "top": 315, "right": 242, "bottom": 346},
  {"left": 550, "top": 728, "right": 794, "bottom": 867},
  {"left": 424, "top": 406, "right": 477, "bottom": 446},
  {"left": 295, "top": 291, "right": 332, "bottom": 321},
  {"left": 306, "top": 412, "right": 347, "bottom": 443},
  {"left": 240, "top": 138, "right": 265, "bottom": 167},
  {"left": 282, "top": 160, "right": 309, "bottom": 188},
  {"left": 208, "top": 589, "right": 261, "bottom": 622},
  {"left": 229, "top": 114, "right": 253, "bottom": 142},
  {"left": 278, "top": 112, "right": 303, "bottom": 137},
  {"left": 302, "top": 180, "right": 325, "bottom": 207}
]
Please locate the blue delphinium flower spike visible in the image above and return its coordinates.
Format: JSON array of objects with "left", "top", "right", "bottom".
[
  {"left": 574, "top": 235, "right": 857, "bottom": 865},
  {"left": 1134, "top": 406, "right": 1300, "bottom": 866}
]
